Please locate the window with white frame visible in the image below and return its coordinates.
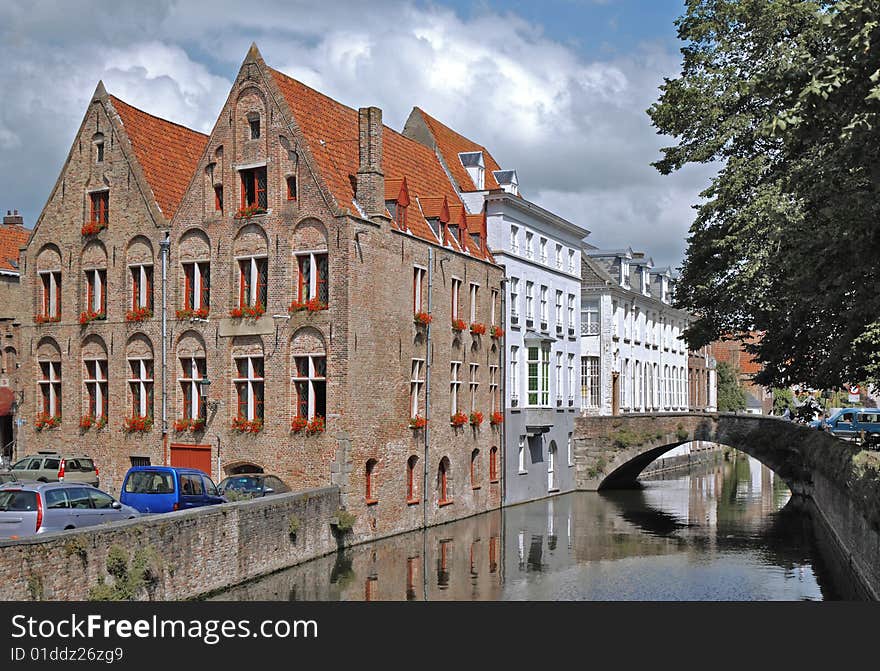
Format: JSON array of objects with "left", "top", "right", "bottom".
[
  {"left": 130, "top": 265, "right": 153, "bottom": 312},
  {"left": 183, "top": 261, "right": 210, "bottom": 313},
  {"left": 555, "top": 290, "right": 563, "bottom": 326},
  {"left": 540, "top": 285, "right": 548, "bottom": 323},
  {"left": 128, "top": 357, "right": 153, "bottom": 419},
  {"left": 568, "top": 249, "right": 575, "bottom": 273},
  {"left": 509, "top": 278, "right": 519, "bottom": 318},
  {"left": 489, "top": 365, "right": 499, "bottom": 413},
  {"left": 525, "top": 231, "right": 533, "bottom": 259},
  {"left": 539, "top": 237, "right": 547, "bottom": 264},
  {"left": 451, "top": 278, "right": 461, "bottom": 321},
  {"left": 413, "top": 267, "right": 425, "bottom": 314},
  {"left": 510, "top": 225, "right": 519, "bottom": 254},
  {"left": 510, "top": 346, "right": 519, "bottom": 403},
  {"left": 518, "top": 436, "right": 527, "bottom": 473},
  {"left": 491, "top": 289, "right": 498, "bottom": 326},
  {"left": 39, "top": 361, "right": 61, "bottom": 417},
  {"left": 582, "top": 300, "right": 599, "bottom": 335},
  {"left": 612, "top": 300, "right": 619, "bottom": 338},
  {"left": 567, "top": 353, "right": 575, "bottom": 401},
  {"left": 567, "top": 294, "right": 575, "bottom": 330},
  {"left": 469, "top": 283, "right": 479, "bottom": 324},
  {"left": 410, "top": 359, "right": 425, "bottom": 417},
  {"left": 633, "top": 307, "right": 641, "bottom": 343},
  {"left": 450, "top": 361, "right": 461, "bottom": 414},
  {"left": 555, "top": 244, "right": 563, "bottom": 269},
  {"left": 469, "top": 363, "right": 479, "bottom": 411},
  {"left": 84, "top": 268, "right": 106, "bottom": 315},
  {"left": 39, "top": 271, "right": 61, "bottom": 319},
  {"left": 527, "top": 346, "right": 549, "bottom": 406},
  {"left": 179, "top": 356, "right": 207, "bottom": 421},
  {"left": 293, "top": 354, "right": 326, "bottom": 420},
  {"left": 296, "top": 252, "right": 329, "bottom": 304},
  {"left": 567, "top": 432, "right": 573, "bottom": 466},
  {"left": 581, "top": 356, "right": 600, "bottom": 408},
  {"left": 238, "top": 257, "right": 268, "bottom": 308},
  {"left": 234, "top": 356, "right": 264, "bottom": 421},
  {"left": 525, "top": 281, "right": 534, "bottom": 319},
  {"left": 84, "top": 358, "right": 108, "bottom": 419},
  {"left": 555, "top": 352, "right": 563, "bottom": 401}
]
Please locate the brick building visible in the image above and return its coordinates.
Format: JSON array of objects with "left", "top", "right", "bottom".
[
  {"left": 711, "top": 334, "right": 771, "bottom": 413},
  {"left": 688, "top": 345, "right": 717, "bottom": 412},
  {"left": 0, "top": 210, "right": 29, "bottom": 462},
  {"left": 20, "top": 44, "right": 504, "bottom": 539}
]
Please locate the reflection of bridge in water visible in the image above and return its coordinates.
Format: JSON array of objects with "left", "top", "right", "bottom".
[{"left": 212, "top": 454, "right": 841, "bottom": 601}]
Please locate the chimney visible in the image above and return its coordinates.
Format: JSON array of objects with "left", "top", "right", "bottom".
[
  {"left": 356, "top": 107, "right": 386, "bottom": 221},
  {"left": 3, "top": 209, "right": 23, "bottom": 226}
]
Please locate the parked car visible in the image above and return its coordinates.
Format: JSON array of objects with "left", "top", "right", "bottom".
[
  {"left": 820, "top": 407, "right": 880, "bottom": 442},
  {"left": 218, "top": 473, "right": 291, "bottom": 500},
  {"left": 0, "top": 471, "right": 18, "bottom": 485},
  {"left": 9, "top": 451, "right": 99, "bottom": 487},
  {"left": 0, "top": 482, "right": 139, "bottom": 539},
  {"left": 119, "top": 466, "right": 225, "bottom": 514}
]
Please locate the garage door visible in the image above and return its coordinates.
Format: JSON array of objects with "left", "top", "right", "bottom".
[{"left": 170, "top": 444, "right": 212, "bottom": 476}]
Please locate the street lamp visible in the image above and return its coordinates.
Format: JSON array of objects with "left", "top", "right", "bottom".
[{"left": 198, "top": 378, "right": 218, "bottom": 410}]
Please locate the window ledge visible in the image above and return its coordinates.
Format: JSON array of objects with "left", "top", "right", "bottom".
[
  {"left": 438, "top": 499, "right": 454, "bottom": 508},
  {"left": 518, "top": 470, "right": 528, "bottom": 475},
  {"left": 489, "top": 479, "right": 500, "bottom": 484},
  {"left": 406, "top": 498, "right": 420, "bottom": 506},
  {"left": 365, "top": 498, "right": 379, "bottom": 506},
  {"left": 471, "top": 485, "right": 482, "bottom": 491},
  {"left": 548, "top": 488, "right": 560, "bottom": 493}
]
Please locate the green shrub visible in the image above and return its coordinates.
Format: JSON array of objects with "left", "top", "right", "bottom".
[
  {"left": 676, "top": 424, "right": 690, "bottom": 442},
  {"left": 288, "top": 514, "right": 301, "bottom": 539},
  {"left": 88, "top": 544, "right": 161, "bottom": 601},
  {"left": 27, "top": 574, "right": 43, "bottom": 601},
  {"left": 333, "top": 508, "right": 356, "bottom": 533},
  {"left": 64, "top": 536, "right": 88, "bottom": 562}
]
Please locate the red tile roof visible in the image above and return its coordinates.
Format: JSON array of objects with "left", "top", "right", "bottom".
[
  {"left": 411, "top": 108, "right": 503, "bottom": 193},
  {"left": 0, "top": 224, "right": 29, "bottom": 273},
  {"left": 268, "top": 68, "right": 494, "bottom": 262},
  {"left": 109, "top": 96, "right": 208, "bottom": 220}
]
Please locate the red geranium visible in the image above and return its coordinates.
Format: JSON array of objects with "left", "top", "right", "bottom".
[
  {"left": 232, "top": 417, "right": 263, "bottom": 433},
  {"left": 490, "top": 325, "right": 504, "bottom": 339},
  {"left": 414, "top": 312, "right": 432, "bottom": 326},
  {"left": 470, "top": 322, "right": 486, "bottom": 335},
  {"left": 450, "top": 411, "right": 468, "bottom": 427},
  {"left": 291, "top": 416, "right": 308, "bottom": 433},
  {"left": 306, "top": 416, "right": 326, "bottom": 434},
  {"left": 81, "top": 221, "right": 107, "bottom": 236},
  {"left": 79, "top": 309, "right": 106, "bottom": 325},
  {"left": 410, "top": 415, "right": 428, "bottom": 429},
  {"left": 122, "top": 415, "right": 152, "bottom": 433},
  {"left": 469, "top": 411, "right": 484, "bottom": 426},
  {"left": 490, "top": 411, "right": 504, "bottom": 426},
  {"left": 125, "top": 307, "right": 152, "bottom": 322},
  {"left": 451, "top": 318, "right": 467, "bottom": 332}
]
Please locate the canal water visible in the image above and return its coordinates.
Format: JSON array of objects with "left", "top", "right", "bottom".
[{"left": 212, "top": 450, "right": 842, "bottom": 601}]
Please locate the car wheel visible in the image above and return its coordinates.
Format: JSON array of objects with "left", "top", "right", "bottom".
[
  {"left": 37, "top": 478, "right": 48, "bottom": 483},
  {"left": 64, "top": 525, "right": 75, "bottom": 530}
]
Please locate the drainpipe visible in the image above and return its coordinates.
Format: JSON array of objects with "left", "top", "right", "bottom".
[
  {"left": 423, "top": 246, "right": 434, "bottom": 601},
  {"left": 160, "top": 233, "right": 170, "bottom": 466},
  {"left": 499, "top": 277, "right": 507, "bottom": 508}
]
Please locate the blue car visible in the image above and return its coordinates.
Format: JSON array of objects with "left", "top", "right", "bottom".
[
  {"left": 817, "top": 407, "right": 880, "bottom": 442},
  {"left": 119, "top": 466, "right": 226, "bottom": 514}
]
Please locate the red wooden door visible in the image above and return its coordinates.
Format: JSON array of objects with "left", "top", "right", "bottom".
[{"left": 170, "top": 444, "right": 212, "bottom": 476}]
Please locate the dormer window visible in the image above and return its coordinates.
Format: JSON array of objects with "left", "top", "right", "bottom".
[
  {"left": 459, "top": 151, "right": 485, "bottom": 190},
  {"left": 620, "top": 261, "right": 630, "bottom": 287},
  {"left": 449, "top": 224, "right": 460, "bottom": 244},
  {"left": 471, "top": 233, "right": 481, "bottom": 250},
  {"left": 248, "top": 113, "right": 260, "bottom": 140},
  {"left": 426, "top": 217, "right": 440, "bottom": 239},
  {"left": 493, "top": 170, "right": 518, "bottom": 195}
]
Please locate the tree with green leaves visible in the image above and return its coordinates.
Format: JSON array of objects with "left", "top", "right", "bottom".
[
  {"left": 649, "top": 0, "right": 880, "bottom": 389},
  {"left": 772, "top": 387, "right": 795, "bottom": 415},
  {"left": 716, "top": 362, "right": 747, "bottom": 411}
]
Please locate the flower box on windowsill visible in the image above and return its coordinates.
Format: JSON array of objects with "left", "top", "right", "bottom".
[
  {"left": 413, "top": 311, "right": 432, "bottom": 326},
  {"left": 410, "top": 416, "right": 428, "bottom": 429},
  {"left": 34, "top": 414, "right": 61, "bottom": 431},
  {"left": 122, "top": 416, "right": 152, "bottom": 433},
  {"left": 81, "top": 221, "right": 107, "bottom": 236},
  {"left": 290, "top": 416, "right": 308, "bottom": 433},
  {"left": 490, "top": 325, "right": 504, "bottom": 339},
  {"left": 125, "top": 307, "right": 153, "bottom": 322},
  {"left": 450, "top": 411, "right": 468, "bottom": 427},
  {"left": 469, "top": 322, "right": 486, "bottom": 336},
  {"left": 233, "top": 205, "right": 267, "bottom": 220},
  {"left": 34, "top": 315, "right": 61, "bottom": 325},
  {"left": 451, "top": 318, "right": 467, "bottom": 333},
  {"left": 289, "top": 298, "right": 328, "bottom": 314},
  {"left": 79, "top": 310, "right": 106, "bottom": 325},
  {"left": 232, "top": 417, "right": 263, "bottom": 433},
  {"left": 469, "top": 411, "right": 484, "bottom": 427},
  {"left": 79, "top": 415, "right": 107, "bottom": 431},
  {"left": 490, "top": 411, "right": 503, "bottom": 426},
  {"left": 174, "top": 418, "right": 206, "bottom": 433},
  {"left": 229, "top": 304, "right": 265, "bottom": 319},
  {"left": 176, "top": 307, "right": 210, "bottom": 320}
]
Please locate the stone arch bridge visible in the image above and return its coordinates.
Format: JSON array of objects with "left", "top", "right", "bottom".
[{"left": 572, "top": 412, "right": 880, "bottom": 599}]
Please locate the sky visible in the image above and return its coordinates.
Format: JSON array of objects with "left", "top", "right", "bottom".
[{"left": 0, "top": 0, "right": 714, "bottom": 270}]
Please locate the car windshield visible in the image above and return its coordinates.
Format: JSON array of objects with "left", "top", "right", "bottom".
[
  {"left": 124, "top": 471, "right": 174, "bottom": 494},
  {"left": 0, "top": 490, "right": 38, "bottom": 512},
  {"left": 221, "top": 476, "right": 263, "bottom": 493}
]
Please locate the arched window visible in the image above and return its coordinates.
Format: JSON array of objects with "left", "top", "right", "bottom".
[
  {"left": 232, "top": 337, "right": 264, "bottom": 423},
  {"left": 179, "top": 229, "right": 211, "bottom": 317},
  {"left": 438, "top": 457, "right": 452, "bottom": 505},
  {"left": 291, "top": 327, "right": 326, "bottom": 421},
  {"left": 82, "top": 336, "right": 108, "bottom": 421},
  {"left": 36, "top": 245, "right": 62, "bottom": 321},
  {"left": 292, "top": 219, "right": 329, "bottom": 308},
  {"left": 127, "top": 237, "right": 154, "bottom": 315},
  {"left": 126, "top": 335, "right": 154, "bottom": 420},
  {"left": 365, "top": 459, "right": 378, "bottom": 504},
  {"left": 81, "top": 241, "right": 108, "bottom": 318},
  {"left": 489, "top": 447, "right": 498, "bottom": 482},
  {"left": 36, "top": 339, "right": 62, "bottom": 419},
  {"left": 406, "top": 455, "right": 419, "bottom": 502},
  {"left": 470, "top": 449, "right": 480, "bottom": 488},
  {"left": 233, "top": 224, "right": 268, "bottom": 311},
  {"left": 177, "top": 331, "right": 207, "bottom": 423}
]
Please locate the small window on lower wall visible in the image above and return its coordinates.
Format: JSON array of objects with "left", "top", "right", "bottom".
[
  {"left": 130, "top": 456, "right": 151, "bottom": 467},
  {"left": 438, "top": 457, "right": 452, "bottom": 505},
  {"left": 365, "top": 459, "right": 378, "bottom": 504},
  {"left": 489, "top": 447, "right": 498, "bottom": 482},
  {"left": 470, "top": 449, "right": 480, "bottom": 489},
  {"left": 286, "top": 176, "right": 297, "bottom": 201},
  {"left": 406, "top": 455, "right": 419, "bottom": 503}
]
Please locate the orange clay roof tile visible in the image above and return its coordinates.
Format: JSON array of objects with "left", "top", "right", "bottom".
[
  {"left": 268, "top": 68, "right": 493, "bottom": 262},
  {"left": 413, "top": 108, "right": 502, "bottom": 193},
  {"left": 109, "top": 96, "right": 208, "bottom": 220},
  {"left": 0, "top": 225, "right": 29, "bottom": 273}
]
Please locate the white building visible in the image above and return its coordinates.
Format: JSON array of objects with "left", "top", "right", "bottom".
[{"left": 580, "top": 248, "right": 694, "bottom": 415}]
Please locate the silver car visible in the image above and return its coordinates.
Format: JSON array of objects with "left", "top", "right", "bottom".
[{"left": 0, "top": 482, "right": 140, "bottom": 539}]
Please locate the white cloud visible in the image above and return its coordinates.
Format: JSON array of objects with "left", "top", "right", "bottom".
[{"left": 0, "top": 0, "right": 706, "bottom": 268}]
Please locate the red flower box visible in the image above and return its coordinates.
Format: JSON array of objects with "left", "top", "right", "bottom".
[
  {"left": 125, "top": 307, "right": 152, "bottom": 322},
  {"left": 291, "top": 416, "right": 308, "bottom": 433},
  {"left": 232, "top": 417, "right": 263, "bottom": 433},
  {"left": 410, "top": 415, "right": 428, "bottom": 429},
  {"left": 34, "top": 413, "right": 61, "bottom": 431},
  {"left": 233, "top": 205, "right": 267, "bottom": 220},
  {"left": 469, "top": 411, "right": 484, "bottom": 426},
  {"left": 81, "top": 221, "right": 107, "bottom": 236},
  {"left": 414, "top": 312, "right": 432, "bottom": 326},
  {"left": 79, "top": 309, "right": 106, "bottom": 325},
  {"left": 122, "top": 415, "right": 152, "bottom": 433},
  {"left": 288, "top": 298, "right": 327, "bottom": 313},
  {"left": 306, "top": 416, "right": 325, "bottom": 434},
  {"left": 173, "top": 418, "right": 207, "bottom": 433},
  {"left": 176, "top": 307, "right": 209, "bottom": 320},
  {"left": 490, "top": 411, "right": 504, "bottom": 426},
  {"left": 450, "top": 411, "right": 468, "bottom": 427},
  {"left": 80, "top": 415, "right": 107, "bottom": 430},
  {"left": 229, "top": 304, "right": 265, "bottom": 319},
  {"left": 34, "top": 314, "right": 61, "bottom": 324},
  {"left": 490, "top": 325, "right": 504, "bottom": 339},
  {"left": 470, "top": 322, "right": 486, "bottom": 335},
  {"left": 451, "top": 318, "right": 467, "bottom": 332}
]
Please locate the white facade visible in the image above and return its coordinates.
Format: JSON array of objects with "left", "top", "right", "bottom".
[{"left": 579, "top": 248, "right": 693, "bottom": 415}]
